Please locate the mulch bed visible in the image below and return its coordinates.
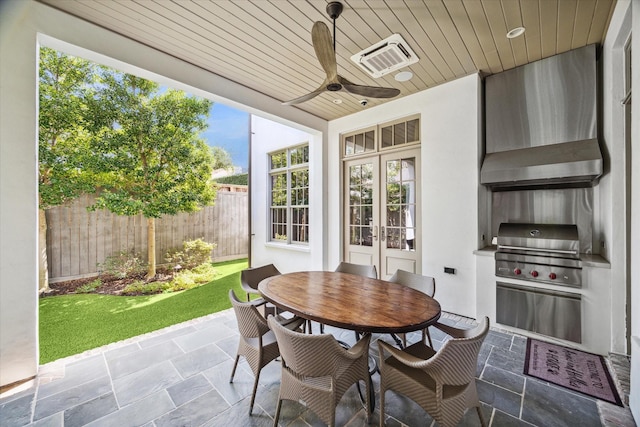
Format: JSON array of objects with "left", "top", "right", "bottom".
[{"left": 41, "top": 268, "right": 175, "bottom": 297}]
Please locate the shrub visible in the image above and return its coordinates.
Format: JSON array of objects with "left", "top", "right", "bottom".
[
  {"left": 165, "top": 238, "right": 216, "bottom": 270},
  {"left": 215, "top": 173, "right": 248, "bottom": 185},
  {"left": 76, "top": 279, "right": 101, "bottom": 294},
  {"left": 167, "top": 263, "right": 217, "bottom": 292},
  {"left": 122, "top": 280, "right": 171, "bottom": 296},
  {"left": 99, "top": 250, "right": 145, "bottom": 279}
]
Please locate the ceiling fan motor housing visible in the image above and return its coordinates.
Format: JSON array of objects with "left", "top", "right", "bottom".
[{"left": 326, "top": 2, "right": 343, "bottom": 20}]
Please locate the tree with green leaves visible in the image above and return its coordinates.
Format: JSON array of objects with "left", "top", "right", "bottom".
[
  {"left": 38, "top": 47, "right": 99, "bottom": 291},
  {"left": 210, "top": 145, "right": 233, "bottom": 172},
  {"left": 89, "top": 71, "right": 216, "bottom": 278}
]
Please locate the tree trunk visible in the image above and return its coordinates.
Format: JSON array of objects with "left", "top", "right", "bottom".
[
  {"left": 147, "top": 217, "right": 156, "bottom": 279},
  {"left": 38, "top": 207, "right": 50, "bottom": 292}
]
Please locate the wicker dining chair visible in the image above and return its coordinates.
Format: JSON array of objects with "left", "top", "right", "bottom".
[
  {"left": 228, "top": 289, "right": 304, "bottom": 415},
  {"left": 335, "top": 261, "right": 378, "bottom": 279},
  {"left": 388, "top": 269, "right": 436, "bottom": 347},
  {"left": 240, "top": 263, "right": 281, "bottom": 301},
  {"left": 378, "top": 317, "right": 490, "bottom": 427},
  {"left": 268, "top": 316, "right": 372, "bottom": 427}
]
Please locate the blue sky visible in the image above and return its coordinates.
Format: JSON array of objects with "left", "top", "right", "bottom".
[{"left": 201, "top": 103, "right": 249, "bottom": 171}]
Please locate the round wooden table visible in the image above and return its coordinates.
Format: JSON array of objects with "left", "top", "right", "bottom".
[{"left": 258, "top": 271, "right": 441, "bottom": 334}]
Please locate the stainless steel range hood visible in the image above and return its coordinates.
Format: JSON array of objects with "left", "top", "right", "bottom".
[
  {"left": 481, "top": 139, "right": 603, "bottom": 190},
  {"left": 481, "top": 44, "right": 603, "bottom": 191}
]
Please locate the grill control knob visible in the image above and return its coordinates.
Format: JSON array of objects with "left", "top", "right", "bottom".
[
  {"left": 531, "top": 270, "right": 539, "bottom": 278},
  {"left": 514, "top": 268, "right": 521, "bottom": 275},
  {"left": 549, "top": 272, "right": 557, "bottom": 280}
]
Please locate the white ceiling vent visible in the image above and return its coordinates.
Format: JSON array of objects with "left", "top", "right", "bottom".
[{"left": 350, "top": 34, "right": 419, "bottom": 78}]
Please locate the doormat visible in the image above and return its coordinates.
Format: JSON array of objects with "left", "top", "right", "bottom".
[{"left": 524, "top": 338, "right": 622, "bottom": 406}]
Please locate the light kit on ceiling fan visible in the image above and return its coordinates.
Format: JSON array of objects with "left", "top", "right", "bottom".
[{"left": 282, "top": 1, "right": 401, "bottom": 105}]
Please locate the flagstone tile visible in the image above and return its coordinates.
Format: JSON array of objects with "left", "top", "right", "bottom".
[
  {"left": 173, "top": 322, "right": 236, "bottom": 352},
  {"left": 481, "top": 365, "right": 525, "bottom": 394},
  {"left": 0, "top": 392, "right": 35, "bottom": 426},
  {"left": 84, "top": 390, "right": 175, "bottom": 427},
  {"left": 62, "top": 392, "right": 118, "bottom": 427},
  {"left": 166, "top": 373, "right": 213, "bottom": 407},
  {"left": 137, "top": 325, "right": 198, "bottom": 348},
  {"left": 521, "top": 377, "right": 600, "bottom": 427},
  {"left": 112, "top": 361, "right": 182, "bottom": 406},
  {"left": 170, "top": 343, "right": 231, "bottom": 378},
  {"left": 107, "top": 340, "right": 184, "bottom": 380},
  {"left": 491, "top": 408, "right": 533, "bottom": 426},
  {"left": 476, "top": 379, "right": 522, "bottom": 418},
  {"left": 486, "top": 347, "right": 525, "bottom": 375},
  {"left": 37, "top": 355, "right": 108, "bottom": 399},
  {"left": 153, "top": 389, "right": 229, "bottom": 427},
  {"left": 34, "top": 376, "right": 111, "bottom": 421},
  {"left": 31, "top": 412, "right": 63, "bottom": 426},
  {"left": 485, "top": 330, "right": 513, "bottom": 349}
]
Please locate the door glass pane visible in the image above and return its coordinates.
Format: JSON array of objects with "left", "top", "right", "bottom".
[
  {"left": 349, "top": 163, "right": 374, "bottom": 247},
  {"left": 385, "top": 157, "right": 416, "bottom": 251}
]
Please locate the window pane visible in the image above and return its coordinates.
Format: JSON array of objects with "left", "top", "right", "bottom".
[
  {"left": 291, "top": 145, "right": 309, "bottom": 165},
  {"left": 394, "top": 123, "right": 406, "bottom": 145},
  {"left": 270, "top": 151, "right": 287, "bottom": 169},
  {"left": 345, "top": 136, "right": 354, "bottom": 156},
  {"left": 354, "top": 133, "right": 364, "bottom": 153},
  {"left": 406, "top": 119, "right": 419, "bottom": 142},
  {"left": 381, "top": 125, "right": 392, "bottom": 148},
  {"left": 292, "top": 207, "right": 309, "bottom": 243},
  {"left": 365, "top": 130, "right": 375, "bottom": 151}
]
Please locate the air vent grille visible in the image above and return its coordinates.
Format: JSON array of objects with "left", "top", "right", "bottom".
[{"left": 351, "top": 34, "right": 418, "bottom": 78}]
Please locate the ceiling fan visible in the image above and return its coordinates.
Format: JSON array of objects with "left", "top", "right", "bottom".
[{"left": 282, "top": 1, "right": 401, "bottom": 105}]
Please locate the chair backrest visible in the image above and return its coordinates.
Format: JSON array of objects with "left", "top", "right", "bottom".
[
  {"left": 335, "top": 261, "right": 377, "bottom": 279},
  {"left": 241, "top": 263, "right": 281, "bottom": 291},
  {"left": 229, "top": 289, "right": 270, "bottom": 339},
  {"left": 388, "top": 269, "right": 435, "bottom": 297},
  {"left": 268, "top": 316, "right": 346, "bottom": 377},
  {"left": 426, "top": 317, "right": 489, "bottom": 386}
]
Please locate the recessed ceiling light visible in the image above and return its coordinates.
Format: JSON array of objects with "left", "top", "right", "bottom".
[
  {"left": 394, "top": 71, "right": 413, "bottom": 82},
  {"left": 332, "top": 99, "right": 343, "bottom": 104},
  {"left": 506, "top": 27, "right": 525, "bottom": 39}
]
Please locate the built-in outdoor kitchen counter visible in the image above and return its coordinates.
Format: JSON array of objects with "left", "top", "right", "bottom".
[
  {"left": 474, "top": 44, "right": 614, "bottom": 356},
  {"left": 475, "top": 245, "right": 611, "bottom": 355}
]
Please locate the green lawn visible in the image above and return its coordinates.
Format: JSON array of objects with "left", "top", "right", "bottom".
[{"left": 39, "top": 258, "right": 248, "bottom": 364}]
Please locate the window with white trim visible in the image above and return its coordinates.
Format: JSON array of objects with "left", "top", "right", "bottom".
[{"left": 269, "top": 144, "right": 309, "bottom": 244}]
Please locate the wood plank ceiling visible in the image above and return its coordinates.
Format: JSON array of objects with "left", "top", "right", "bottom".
[{"left": 37, "top": 0, "right": 617, "bottom": 121}]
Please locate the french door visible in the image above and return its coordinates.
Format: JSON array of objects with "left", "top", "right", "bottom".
[{"left": 343, "top": 147, "right": 421, "bottom": 279}]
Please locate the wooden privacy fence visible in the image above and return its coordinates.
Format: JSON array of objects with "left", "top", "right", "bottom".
[{"left": 46, "top": 187, "right": 248, "bottom": 283}]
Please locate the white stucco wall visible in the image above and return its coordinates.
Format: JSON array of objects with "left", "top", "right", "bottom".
[
  {"left": 328, "top": 74, "right": 482, "bottom": 317},
  {"left": 0, "top": 1, "right": 40, "bottom": 387},
  {"left": 0, "top": 0, "right": 327, "bottom": 387},
  {"left": 628, "top": 1, "right": 640, "bottom": 421},
  {"left": 249, "top": 116, "right": 324, "bottom": 272}
]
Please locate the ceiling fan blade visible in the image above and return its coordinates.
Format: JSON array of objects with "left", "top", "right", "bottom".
[
  {"left": 312, "top": 21, "right": 338, "bottom": 81},
  {"left": 338, "top": 75, "right": 401, "bottom": 98},
  {"left": 282, "top": 79, "right": 329, "bottom": 105}
]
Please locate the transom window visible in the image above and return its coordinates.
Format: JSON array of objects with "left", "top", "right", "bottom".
[
  {"left": 269, "top": 144, "right": 309, "bottom": 245},
  {"left": 342, "top": 115, "right": 420, "bottom": 158}
]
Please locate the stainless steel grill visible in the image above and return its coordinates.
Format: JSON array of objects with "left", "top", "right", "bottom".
[
  {"left": 495, "top": 222, "right": 583, "bottom": 343},
  {"left": 495, "top": 223, "right": 582, "bottom": 288}
]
